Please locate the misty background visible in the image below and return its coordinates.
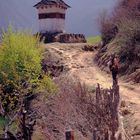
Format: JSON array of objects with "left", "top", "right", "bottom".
[{"left": 0, "top": 0, "right": 117, "bottom": 37}]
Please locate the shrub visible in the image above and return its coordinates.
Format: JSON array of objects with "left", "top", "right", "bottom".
[
  {"left": 98, "top": 11, "right": 118, "bottom": 46},
  {"left": 96, "top": 0, "right": 140, "bottom": 81},
  {"left": 0, "top": 27, "right": 56, "bottom": 113},
  {"left": 98, "top": 0, "right": 140, "bottom": 46}
]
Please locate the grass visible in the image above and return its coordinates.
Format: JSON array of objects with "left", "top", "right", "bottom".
[
  {"left": 87, "top": 84, "right": 96, "bottom": 93},
  {"left": 87, "top": 36, "right": 101, "bottom": 45},
  {"left": 0, "top": 117, "right": 7, "bottom": 134},
  {"left": 0, "top": 117, "right": 19, "bottom": 135}
]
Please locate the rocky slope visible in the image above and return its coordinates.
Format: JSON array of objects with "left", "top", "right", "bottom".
[{"left": 31, "top": 43, "right": 140, "bottom": 140}]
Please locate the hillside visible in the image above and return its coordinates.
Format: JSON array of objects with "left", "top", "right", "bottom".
[
  {"left": 0, "top": 38, "right": 139, "bottom": 139},
  {"left": 31, "top": 43, "right": 140, "bottom": 140},
  {"left": 95, "top": 0, "right": 140, "bottom": 83}
]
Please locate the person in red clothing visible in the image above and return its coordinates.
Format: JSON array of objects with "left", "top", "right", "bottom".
[{"left": 109, "top": 54, "right": 120, "bottom": 85}]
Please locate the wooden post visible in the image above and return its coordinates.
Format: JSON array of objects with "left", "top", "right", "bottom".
[
  {"left": 65, "top": 129, "right": 74, "bottom": 140},
  {"left": 93, "top": 128, "right": 97, "bottom": 140},
  {"left": 93, "top": 83, "right": 121, "bottom": 140}
]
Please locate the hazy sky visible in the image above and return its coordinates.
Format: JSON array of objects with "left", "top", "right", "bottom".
[{"left": 0, "top": 0, "right": 117, "bottom": 36}]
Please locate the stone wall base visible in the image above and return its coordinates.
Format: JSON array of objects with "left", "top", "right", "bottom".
[{"left": 39, "top": 32, "right": 87, "bottom": 43}]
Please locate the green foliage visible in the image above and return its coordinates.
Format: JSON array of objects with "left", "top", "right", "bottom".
[
  {"left": 0, "top": 117, "right": 19, "bottom": 135},
  {"left": 87, "top": 36, "right": 101, "bottom": 44},
  {"left": 0, "top": 117, "right": 7, "bottom": 128},
  {"left": 0, "top": 27, "right": 42, "bottom": 88},
  {"left": 37, "top": 75, "right": 57, "bottom": 94},
  {"left": 87, "top": 85, "right": 96, "bottom": 93},
  {"left": 0, "top": 27, "right": 56, "bottom": 112},
  {"left": 0, "top": 117, "right": 7, "bottom": 134}
]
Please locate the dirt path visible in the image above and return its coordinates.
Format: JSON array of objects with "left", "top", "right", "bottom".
[
  {"left": 46, "top": 43, "right": 140, "bottom": 103},
  {"left": 45, "top": 43, "right": 140, "bottom": 139}
]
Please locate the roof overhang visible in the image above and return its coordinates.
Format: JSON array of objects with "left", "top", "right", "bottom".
[{"left": 34, "top": 0, "right": 71, "bottom": 9}]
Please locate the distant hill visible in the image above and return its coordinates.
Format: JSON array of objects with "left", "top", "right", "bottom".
[{"left": 0, "top": 0, "right": 117, "bottom": 36}]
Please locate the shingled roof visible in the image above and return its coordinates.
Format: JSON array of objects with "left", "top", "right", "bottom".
[{"left": 34, "top": 0, "right": 70, "bottom": 8}]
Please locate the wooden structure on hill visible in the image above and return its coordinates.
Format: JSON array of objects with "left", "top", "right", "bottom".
[
  {"left": 34, "top": 0, "right": 70, "bottom": 34},
  {"left": 34, "top": 0, "right": 86, "bottom": 43}
]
